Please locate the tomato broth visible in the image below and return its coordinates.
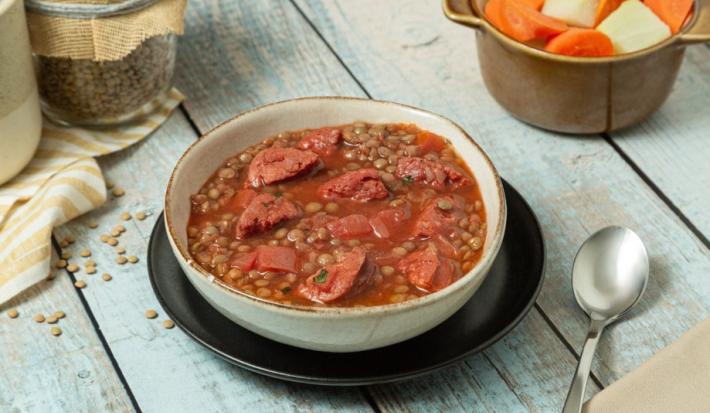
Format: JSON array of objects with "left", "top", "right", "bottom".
[{"left": 187, "top": 122, "right": 487, "bottom": 307}]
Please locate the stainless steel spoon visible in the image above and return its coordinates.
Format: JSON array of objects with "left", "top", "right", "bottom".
[{"left": 562, "top": 226, "right": 649, "bottom": 413}]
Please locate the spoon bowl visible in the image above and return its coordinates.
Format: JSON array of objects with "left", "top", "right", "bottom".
[
  {"left": 572, "top": 226, "right": 649, "bottom": 323},
  {"left": 562, "top": 226, "right": 649, "bottom": 413}
]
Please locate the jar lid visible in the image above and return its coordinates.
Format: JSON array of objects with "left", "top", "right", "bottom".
[{"left": 25, "top": 0, "right": 158, "bottom": 19}]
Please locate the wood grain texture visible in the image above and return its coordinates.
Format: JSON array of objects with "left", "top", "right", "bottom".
[
  {"left": 0, "top": 267, "right": 133, "bottom": 413},
  {"left": 609, "top": 45, "right": 710, "bottom": 239},
  {"left": 294, "top": 0, "right": 710, "bottom": 391},
  {"left": 54, "top": 110, "right": 372, "bottom": 413},
  {"left": 173, "top": 1, "right": 596, "bottom": 411}
]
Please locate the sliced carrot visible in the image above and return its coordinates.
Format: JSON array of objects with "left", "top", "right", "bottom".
[
  {"left": 594, "top": 0, "right": 624, "bottom": 26},
  {"left": 645, "top": 0, "right": 694, "bottom": 33},
  {"left": 484, "top": 0, "right": 506, "bottom": 31},
  {"left": 545, "top": 28, "right": 614, "bottom": 56},
  {"left": 487, "top": 0, "right": 568, "bottom": 42},
  {"left": 519, "top": 0, "right": 544, "bottom": 10}
]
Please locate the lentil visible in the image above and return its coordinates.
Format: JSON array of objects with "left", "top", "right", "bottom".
[
  {"left": 34, "top": 313, "right": 46, "bottom": 323},
  {"left": 37, "top": 35, "right": 175, "bottom": 123},
  {"left": 136, "top": 211, "right": 147, "bottom": 220},
  {"left": 66, "top": 264, "right": 79, "bottom": 273},
  {"left": 163, "top": 319, "right": 175, "bottom": 329},
  {"left": 7, "top": 309, "right": 19, "bottom": 319},
  {"left": 144, "top": 309, "right": 158, "bottom": 319},
  {"left": 111, "top": 188, "right": 125, "bottom": 197},
  {"left": 51, "top": 327, "right": 62, "bottom": 337},
  {"left": 74, "top": 280, "right": 86, "bottom": 289}
]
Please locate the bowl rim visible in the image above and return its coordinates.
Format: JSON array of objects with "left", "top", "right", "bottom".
[
  {"left": 164, "top": 96, "right": 507, "bottom": 316},
  {"left": 468, "top": 0, "right": 701, "bottom": 64}
]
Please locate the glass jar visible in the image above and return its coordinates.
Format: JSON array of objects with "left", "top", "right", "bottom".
[{"left": 26, "top": 0, "right": 180, "bottom": 127}]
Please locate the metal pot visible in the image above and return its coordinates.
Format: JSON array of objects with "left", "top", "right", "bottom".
[{"left": 443, "top": 0, "right": 710, "bottom": 134}]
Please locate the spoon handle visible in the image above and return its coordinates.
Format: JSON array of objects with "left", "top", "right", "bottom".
[{"left": 562, "top": 318, "right": 606, "bottom": 413}]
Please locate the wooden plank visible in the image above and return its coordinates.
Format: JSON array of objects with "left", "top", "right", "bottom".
[
  {"left": 0, "top": 267, "right": 133, "bottom": 412},
  {"left": 55, "top": 110, "right": 372, "bottom": 413},
  {"left": 370, "top": 311, "right": 597, "bottom": 413},
  {"left": 294, "top": 0, "right": 710, "bottom": 391},
  {"left": 175, "top": 0, "right": 360, "bottom": 133},
  {"left": 173, "top": 0, "right": 593, "bottom": 411},
  {"left": 609, "top": 45, "right": 710, "bottom": 239}
]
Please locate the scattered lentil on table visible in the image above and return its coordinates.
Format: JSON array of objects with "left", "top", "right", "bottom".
[
  {"left": 7, "top": 309, "right": 18, "bottom": 319},
  {"left": 163, "top": 320, "right": 175, "bottom": 329},
  {"left": 74, "top": 280, "right": 86, "bottom": 289},
  {"left": 50, "top": 326, "right": 62, "bottom": 337},
  {"left": 33, "top": 313, "right": 45, "bottom": 323},
  {"left": 145, "top": 309, "right": 158, "bottom": 319}
]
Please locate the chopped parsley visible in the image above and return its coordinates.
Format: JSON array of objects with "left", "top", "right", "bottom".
[
  {"left": 281, "top": 286, "right": 291, "bottom": 294},
  {"left": 262, "top": 201, "right": 271, "bottom": 208},
  {"left": 314, "top": 269, "right": 328, "bottom": 284},
  {"left": 402, "top": 175, "right": 414, "bottom": 185},
  {"left": 274, "top": 191, "right": 283, "bottom": 198}
]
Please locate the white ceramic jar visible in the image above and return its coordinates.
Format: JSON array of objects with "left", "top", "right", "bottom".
[{"left": 0, "top": 0, "right": 42, "bottom": 185}]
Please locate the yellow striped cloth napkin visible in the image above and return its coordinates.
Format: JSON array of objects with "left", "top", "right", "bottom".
[{"left": 0, "top": 88, "right": 184, "bottom": 304}]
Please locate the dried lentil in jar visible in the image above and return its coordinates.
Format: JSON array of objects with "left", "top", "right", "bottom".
[{"left": 25, "top": 0, "right": 186, "bottom": 126}]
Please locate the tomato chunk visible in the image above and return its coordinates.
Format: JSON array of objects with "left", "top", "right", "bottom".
[
  {"left": 230, "top": 251, "right": 258, "bottom": 271},
  {"left": 255, "top": 246, "right": 298, "bottom": 273},
  {"left": 327, "top": 214, "right": 373, "bottom": 239}
]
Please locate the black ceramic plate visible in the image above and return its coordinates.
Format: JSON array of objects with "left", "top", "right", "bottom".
[{"left": 148, "top": 179, "right": 544, "bottom": 385}]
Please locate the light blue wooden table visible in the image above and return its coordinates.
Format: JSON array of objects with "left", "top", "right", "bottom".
[{"left": 1, "top": 1, "right": 709, "bottom": 412}]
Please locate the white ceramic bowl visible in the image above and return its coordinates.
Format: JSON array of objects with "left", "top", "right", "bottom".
[{"left": 165, "top": 97, "right": 506, "bottom": 352}]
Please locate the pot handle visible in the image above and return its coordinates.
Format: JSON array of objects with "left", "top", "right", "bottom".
[
  {"left": 679, "top": 0, "right": 710, "bottom": 44},
  {"left": 442, "top": 0, "right": 483, "bottom": 30}
]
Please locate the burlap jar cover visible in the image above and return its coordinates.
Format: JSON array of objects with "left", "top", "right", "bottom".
[{"left": 24, "top": 0, "right": 187, "bottom": 124}]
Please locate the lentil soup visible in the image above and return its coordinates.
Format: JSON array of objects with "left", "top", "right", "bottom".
[{"left": 186, "top": 122, "right": 487, "bottom": 307}]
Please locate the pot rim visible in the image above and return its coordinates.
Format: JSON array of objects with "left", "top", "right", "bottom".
[{"left": 447, "top": 0, "right": 707, "bottom": 64}]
